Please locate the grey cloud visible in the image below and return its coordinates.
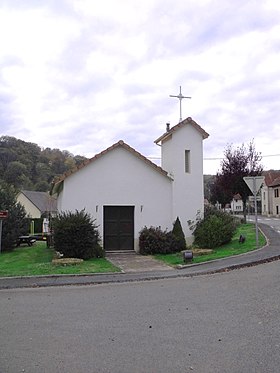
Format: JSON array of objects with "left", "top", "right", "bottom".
[
  {"left": 0, "top": 92, "right": 17, "bottom": 134},
  {"left": 56, "top": 73, "right": 113, "bottom": 99},
  {"left": 121, "top": 88, "right": 171, "bottom": 124},
  {"left": 1, "top": 0, "right": 74, "bottom": 15},
  {"left": 0, "top": 55, "right": 23, "bottom": 68},
  {"left": 146, "top": 1, "right": 280, "bottom": 59},
  {"left": 57, "top": 27, "right": 116, "bottom": 70},
  {"left": 0, "top": 58, "right": 20, "bottom": 134},
  {"left": 122, "top": 83, "right": 155, "bottom": 96},
  {"left": 40, "top": 72, "right": 114, "bottom": 115}
]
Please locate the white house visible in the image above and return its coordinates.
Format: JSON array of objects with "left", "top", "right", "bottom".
[
  {"left": 271, "top": 178, "right": 280, "bottom": 216},
  {"left": 261, "top": 171, "right": 280, "bottom": 216},
  {"left": 51, "top": 117, "right": 209, "bottom": 251},
  {"left": 230, "top": 193, "right": 243, "bottom": 214}
]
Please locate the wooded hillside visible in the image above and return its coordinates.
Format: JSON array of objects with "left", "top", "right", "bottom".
[
  {"left": 0, "top": 136, "right": 88, "bottom": 192},
  {"left": 0, "top": 135, "right": 216, "bottom": 196}
]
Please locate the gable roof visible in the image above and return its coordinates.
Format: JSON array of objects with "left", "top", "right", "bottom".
[
  {"left": 50, "top": 140, "right": 171, "bottom": 195},
  {"left": 154, "top": 117, "right": 209, "bottom": 144},
  {"left": 233, "top": 193, "right": 242, "bottom": 200},
  {"left": 262, "top": 170, "right": 280, "bottom": 187},
  {"left": 271, "top": 176, "right": 280, "bottom": 187},
  {"left": 19, "top": 190, "right": 57, "bottom": 212}
]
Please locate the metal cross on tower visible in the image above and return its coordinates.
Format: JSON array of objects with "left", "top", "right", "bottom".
[{"left": 169, "top": 86, "right": 191, "bottom": 122}]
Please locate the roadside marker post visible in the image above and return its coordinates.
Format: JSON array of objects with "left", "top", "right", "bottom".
[{"left": 243, "top": 177, "right": 264, "bottom": 248}]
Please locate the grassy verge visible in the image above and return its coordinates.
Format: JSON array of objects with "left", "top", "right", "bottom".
[
  {"left": 0, "top": 242, "right": 120, "bottom": 277},
  {"left": 154, "top": 223, "right": 267, "bottom": 266}
]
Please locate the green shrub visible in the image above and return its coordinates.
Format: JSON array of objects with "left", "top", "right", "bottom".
[
  {"left": 172, "top": 217, "right": 186, "bottom": 251},
  {"left": 192, "top": 206, "right": 238, "bottom": 249},
  {"left": 52, "top": 209, "right": 103, "bottom": 259},
  {"left": 0, "top": 182, "right": 29, "bottom": 251},
  {"left": 139, "top": 226, "right": 181, "bottom": 255},
  {"left": 139, "top": 226, "right": 165, "bottom": 255}
]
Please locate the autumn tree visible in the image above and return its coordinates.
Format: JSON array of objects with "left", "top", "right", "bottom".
[
  {"left": 211, "top": 141, "right": 263, "bottom": 219},
  {"left": 0, "top": 136, "right": 87, "bottom": 191},
  {"left": 209, "top": 177, "right": 232, "bottom": 208}
]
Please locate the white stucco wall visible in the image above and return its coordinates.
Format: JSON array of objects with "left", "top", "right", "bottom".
[
  {"left": 261, "top": 186, "right": 269, "bottom": 215},
  {"left": 261, "top": 185, "right": 275, "bottom": 216},
  {"left": 230, "top": 198, "right": 243, "bottom": 213},
  {"left": 272, "top": 186, "right": 280, "bottom": 216},
  {"left": 57, "top": 146, "right": 172, "bottom": 251},
  {"left": 160, "top": 124, "right": 205, "bottom": 244}
]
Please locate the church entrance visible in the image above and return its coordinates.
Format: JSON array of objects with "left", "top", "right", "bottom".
[{"left": 103, "top": 206, "right": 134, "bottom": 251}]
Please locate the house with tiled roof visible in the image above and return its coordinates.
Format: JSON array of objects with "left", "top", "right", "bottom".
[
  {"left": 261, "top": 170, "right": 280, "bottom": 216},
  {"left": 51, "top": 117, "right": 209, "bottom": 251},
  {"left": 230, "top": 193, "right": 243, "bottom": 214},
  {"left": 17, "top": 190, "right": 57, "bottom": 218}
]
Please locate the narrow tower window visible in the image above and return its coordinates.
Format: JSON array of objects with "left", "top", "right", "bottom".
[{"left": 185, "top": 150, "right": 190, "bottom": 173}]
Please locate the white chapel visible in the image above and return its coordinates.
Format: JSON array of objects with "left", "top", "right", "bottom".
[{"left": 51, "top": 117, "right": 209, "bottom": 251}]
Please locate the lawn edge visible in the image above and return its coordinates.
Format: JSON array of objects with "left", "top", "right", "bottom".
[{"left": 176, "top": 225, "right": 269, "bottom": 269}]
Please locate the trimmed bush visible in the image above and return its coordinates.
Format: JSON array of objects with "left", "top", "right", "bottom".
[
  {"left": 192, "top": 206, "right": 238, "bottom": 249},
  {"left": 172, "top": 217, "right": 186, "bottom": 251},
  {"left": 52, "top": 209, "right": 103, "bottom": 259},
  {"left": 139, "top": 226, "right": 181, "bottom": 255}
]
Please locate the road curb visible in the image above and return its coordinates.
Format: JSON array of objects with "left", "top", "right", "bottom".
[{"left": 0, "top": 222, "right": 279, "bottom": 290}]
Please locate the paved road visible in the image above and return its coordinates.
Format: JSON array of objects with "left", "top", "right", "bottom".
[
  {"left": 1, "top": 260, "right": 280, "bottom": 373},
  {"left": 248, "top": 215, "right": 280, "bottom": 234}
]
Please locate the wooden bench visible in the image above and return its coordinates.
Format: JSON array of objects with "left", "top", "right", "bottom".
[{"left": 16, "top": 236, "right": 37, "bottom": 247}]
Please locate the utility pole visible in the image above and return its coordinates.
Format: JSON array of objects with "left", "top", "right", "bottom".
[{"left": 243, "top": 176, "right": 264, "bottom": 248}]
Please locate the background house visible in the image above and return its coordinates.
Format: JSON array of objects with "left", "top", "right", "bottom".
[
  {"left": 51, "top": 117, "right": 209, "bottom": 251},
  {"left": 230, "top": 193, "right": 243, "bottom": 214},
  {"left": 17, "top": 190, "right": 57, "bottom": 218},
  {"left": 270, "top": 177, "right": 280, "bottom": 216},
  {"left": 261, "top": 171, "right": 280, "bottom": 216}
]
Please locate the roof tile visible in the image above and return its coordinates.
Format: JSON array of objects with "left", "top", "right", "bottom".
[{"left": 154, "top": 117, "right": 209, "bottom": 144}]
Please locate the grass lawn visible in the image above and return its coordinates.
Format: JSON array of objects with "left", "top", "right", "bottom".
[
  {"left": 0, "top": 241, "right": 120, "bottom": 277},
  {"left": 154, "top": 223, "right": 267, "bottom": 267}
]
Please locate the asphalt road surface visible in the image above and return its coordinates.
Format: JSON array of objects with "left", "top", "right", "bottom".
[
  {"left": 1, "top": 260, "right": 280, "bottom": 373},
  {"left": 248, "top": 215, "right": 280, "bottom": 234}
]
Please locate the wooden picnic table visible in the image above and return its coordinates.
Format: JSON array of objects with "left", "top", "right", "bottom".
[{"left": 16, "top": 236, "right": 36, "bottom": 247}]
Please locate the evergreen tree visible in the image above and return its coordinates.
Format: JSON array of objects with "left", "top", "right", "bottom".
[
  {"left": 0, "top": 182, "right": 29, "bottom": 251},
  {"left": 172, "top": 217, "right": 186, "bottom": 251}
]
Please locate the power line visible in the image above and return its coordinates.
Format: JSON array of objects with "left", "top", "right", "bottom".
[
  {"left": 204, "top": 153, "right": 280, "bottom": 161},
  {"left": 262, "top": 153, "right": 280, "bottom": 158},
  {"left": 150, "top": 154, "right": 280, "bottom": 161}
]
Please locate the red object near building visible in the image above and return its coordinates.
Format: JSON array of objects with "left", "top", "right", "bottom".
[{"left": 0, "top": 211, "right": 8, "bottom": 218}]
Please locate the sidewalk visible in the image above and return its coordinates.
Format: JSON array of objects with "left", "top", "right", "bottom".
[{"left": 0, "top": 223, "right": 279, "bottom": 290}]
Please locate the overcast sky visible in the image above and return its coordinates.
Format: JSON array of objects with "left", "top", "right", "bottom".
[{"left": 1, "top": 0, "right": 279, "bottom": 174}]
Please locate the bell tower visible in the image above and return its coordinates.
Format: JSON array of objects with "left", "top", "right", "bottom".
[{"left": 154, "top": 117, "right": 209, "bottom": 243}]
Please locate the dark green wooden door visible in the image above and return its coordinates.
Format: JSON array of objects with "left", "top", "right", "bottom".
[{"left": 103, "top": 206, "right": 134, "bottom": 251}]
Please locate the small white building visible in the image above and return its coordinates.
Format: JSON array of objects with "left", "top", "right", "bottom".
[{"left": 51, "top": 117, "right": 209, "bottom": 251}]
